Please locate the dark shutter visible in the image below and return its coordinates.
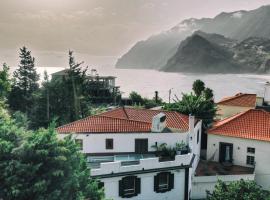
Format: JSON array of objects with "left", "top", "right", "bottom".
[
  {"left": 154, "top": 174, "right": 158, "bottom": 192},
  {"left": 169, "top": 173, "right": 174, "bottom": 190},
  {"left": 135, "top": 177, "right": 141, "bottom": 194},
  {"left": 119, "top": 179, "right": 123, "bottom": 197}
]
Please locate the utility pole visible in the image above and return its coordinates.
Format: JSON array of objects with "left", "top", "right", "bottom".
[
  {"left": 169, "top": 88, "right": 173, "bottom": 104},
  {"left": 155, "top": 91, "right": 158, "bottom": 104}
]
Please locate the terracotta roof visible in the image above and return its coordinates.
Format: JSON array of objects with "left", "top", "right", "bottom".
[
  {"left": 57, "top": 107, "right": 190, "bottom": 134},
  {"left": 217, "top": 93, "right": 256, "bottom": 107},
  {"left": 208, "top": 109, "right": 270, "bottom": 142}
]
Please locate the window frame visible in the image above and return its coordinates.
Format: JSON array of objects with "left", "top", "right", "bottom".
[
  {"left": 123, "top": 177, "right": 136, "bottom": 196},
  {"left": 246, "top": 155, "right": 255, "bottom": 165},
  {"left": 158, "top": 173, "right": 170, "bottom": 191},
  {"left": 105, "top": 138, "right": 114, "bottom": 150},
  {"left": 247, "top": 147, "right": 255, "bottom": 154},
  {"left": 119, "top": 176, "right": 141, "bottom": 198},
  {"left": 154, "top": 172, "right": 174, "bottom": 193}
]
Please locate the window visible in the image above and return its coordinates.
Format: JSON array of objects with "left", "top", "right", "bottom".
[
  {"left": 75, "top": 139, "right": 83, "bottom": 150},
  {"left": 119, "top": 176, "right": 140, "bottom": 198},
  {"left": 247, "top": 147, "right": 255, "bottom": 154},
  {"left": 135, "top": 139, "right": 148, "bottom": 154},
  {"left": 246, "top": 155, "right": 255, "bottom": 165},
  {"left": 154, "top": 172, "right": 174, "bottom": 193},
  {"left": 106, "top": 139, "right": 113, "bottom": 149},
  {"left": 197, "top": 130, "right": 200, "bottom": 144},
  {"left": 158, "top": 173, "right": 169, "bottom": 190}
]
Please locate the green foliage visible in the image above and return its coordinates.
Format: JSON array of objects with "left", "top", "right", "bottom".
[
  {"left": 204, "top": 87, "right": 214, "bottom": 100},
  {"left": 0, "top": 63, "right": 11, "bottom": 101},
  {"left": 164, "top": 92, "right": 216, "bottom": 128},
  {"left": 192, "top": 79, "right": 205, "bottom": 96},
  {"left": 129, "top": 91, "right": 163, "bottom": 109},
  {"left": 129, "top": 91, "right": 144, "bottom": 105},
  {"left": 0, "top": 107, "right": 104, "bottom": 200},
  {"left": 164, "top": 80, "right": 216, "bottom": 129},
  {"left": 207, "top": 179, "right": 270, "bottom": 200},
  {"left": 8, "top": 47, "right": 40, "bottom": 114}
]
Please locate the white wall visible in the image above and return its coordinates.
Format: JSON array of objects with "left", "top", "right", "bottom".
[
  {"left": 58, "top": 122, "right": 202, "bottom": 156},
  {"left": 91, "top": 154, "right": 193, "bottom": 176},
  {"left": 207, "top": 134, "right": 270, "bottom": 189},
  {"left": 66, "top": 133, "right": 187, "bottom": 154},
  {"left": 102, "top": 169, "right": 186, "bottom": 200},
  {"left": 191, "top": 174, "right": 255, "bottom": 199},
  {"left": 216, "top": 105, "right": 252, "bottom": 120}
]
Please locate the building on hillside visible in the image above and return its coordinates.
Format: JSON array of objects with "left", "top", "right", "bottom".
[
  {"left": 207, "top": 109, "right": 270, "bottom": 189},
  {"left": 51, "top": 68, "right": 121, "bottom": 104},
  {"left": 57, "top": 107, "right": 202, "bottom": 200}
]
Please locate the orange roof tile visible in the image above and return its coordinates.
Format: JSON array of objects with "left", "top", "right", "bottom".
[
  {"left": 217, "top": 93, "right": 256, "bottom": 107},
  {"left": 208, "top": 109, "right": 270, "bottom": 142},
  {"left": 57, "top": 107, "right": 190, "bottom": 134},
  {"left": 57, "top": 115, "right": 151, "bottom": 133}
]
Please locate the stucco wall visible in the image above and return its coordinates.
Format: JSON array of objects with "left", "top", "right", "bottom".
[
  {"left": 207, "top": 134, "right": 270, "bottom": 189},
  {"left": 217, "top": 105, "right": 253, "bottom": 119},
  {"left": 58, "top": 122, "right": 201, "bottom": 155},
  {"left": 102, "top": 169, "right": 186, "bottom": 200}
]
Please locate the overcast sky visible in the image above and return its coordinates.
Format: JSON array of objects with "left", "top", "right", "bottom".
[{"left": 1, "top": 0, "right": 270, "bottom": 57}]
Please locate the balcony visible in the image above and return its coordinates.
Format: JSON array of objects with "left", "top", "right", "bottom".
[{"left": 90, "top": 153, "right": 193, "bottom": 177}]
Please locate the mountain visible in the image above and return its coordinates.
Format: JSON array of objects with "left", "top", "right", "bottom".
[
  {"left": 162, "top": 32, "right": 270, "bottom": 73},
  {"left": 116, "top": 5, "right": 270, "bottom": 71},
  {"left": 162, "top": 33, "right": 239, "bottom": 73}
]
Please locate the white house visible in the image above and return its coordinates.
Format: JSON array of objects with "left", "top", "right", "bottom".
[
  {"left": 57, "top": 107, "right": 202, "bottom": 200},
  {"left": 207, "top": 109, "right": 270, "bottom": 189}
]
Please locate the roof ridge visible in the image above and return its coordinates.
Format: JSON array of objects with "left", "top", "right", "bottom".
[
  {"left": 57, "top": 114, "right": 152, "bottom": 130},
  {"left": 209, "top": 109, "right": 253, "bottom": 132},
  {"left": 209, "top": 109, "right": 270, "bottom": 133},
  {"left": 124, "top": 106, "right": 185, "bottom": 114},
  {"left": 122, "top": 107, "right": 129, "bottom": 119},
  {"left": 93, "top": 115, "right": 152, "bottom": 124},
  {"left": 218, "top": 93, "right": 250, "bottom": 104}
]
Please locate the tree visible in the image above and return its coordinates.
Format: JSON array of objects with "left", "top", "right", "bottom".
[
  {"left": 192, "top": 79, "right": 205, "bottom": 96},
  {"left": 164, "top": 92, "right": 216, "bottom": 127},
  {"left": 0, "top": 105, "right": 104, "bottom": 200},
  {"left": 129, "top": 91, "right": 144, "bottom": 105},
  {"left": 207, "top": 179, "right": 270, "bottom": 200},
  {"left": 0, "top": 63, "right": 11, "bottom": 101},
  {"left": 204, "top": 87, "right": 214, "bottom": 101},
  {"left": 8, "top": 47, "right": 40, "bottom": 114}
]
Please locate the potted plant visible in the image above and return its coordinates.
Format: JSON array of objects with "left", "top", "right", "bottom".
[
  {"left": 151, "top": 142, "right": 167, "bottom": 157},
  {"left": 175, "top": 141, "right": 188, "bottom": 155}
]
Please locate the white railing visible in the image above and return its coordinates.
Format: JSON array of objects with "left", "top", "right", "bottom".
[{"left": 91, "top": 153, "right": 193, "bottom": 176}]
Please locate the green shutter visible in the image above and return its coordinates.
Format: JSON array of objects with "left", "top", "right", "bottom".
[
  {"left": 119, "top": 179, "right": 123, "bottom": 197},
  {"left": 135, "top": 177, "right": 141, "bottom": 194},
  {"left": 154, "top": 174, "right": 159, "bottom": 192},
  {"left": 169, "top": 173, "right": 174, "bottom": 190}
]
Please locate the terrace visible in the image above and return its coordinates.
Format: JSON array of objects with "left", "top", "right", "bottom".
[{"left": 195, "top": 160, "right": 254, "bottom": 176}]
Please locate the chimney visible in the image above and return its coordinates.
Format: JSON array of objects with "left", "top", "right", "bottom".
[
  {"left": 188, "top": 115, "right": 195, "bottom": 150},
  {"left": 151, "top": 113, "right": 166, "bottom": 133},
  {"left": 264, "top": 82, "right": 270, "bottom": 105}
]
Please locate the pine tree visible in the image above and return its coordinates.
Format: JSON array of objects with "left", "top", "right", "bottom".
[
  {"left": 9, "top": 47, "right": 40, "bottom": 113},
  {"left": 0, "top": 63, "right": 11, "bottom": 101}
]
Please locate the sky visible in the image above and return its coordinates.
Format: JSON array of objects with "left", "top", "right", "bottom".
[{"left": 1, "top": 0, "right": 270, "bottom": 58}]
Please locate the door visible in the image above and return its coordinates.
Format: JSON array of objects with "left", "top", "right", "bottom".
[
  {"left": 135, "top": 139, "right": 148, "bottom": 154},
  {"left": 219, "top": 142, "right": 233, "bottom": 163}
]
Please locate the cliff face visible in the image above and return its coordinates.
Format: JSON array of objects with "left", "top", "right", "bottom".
[
  {"left": 162, "top": 33, "right": 270, "bottom": 73},
  {"left": 116, "top": 5, "right": 270, "bottom": 73}
]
